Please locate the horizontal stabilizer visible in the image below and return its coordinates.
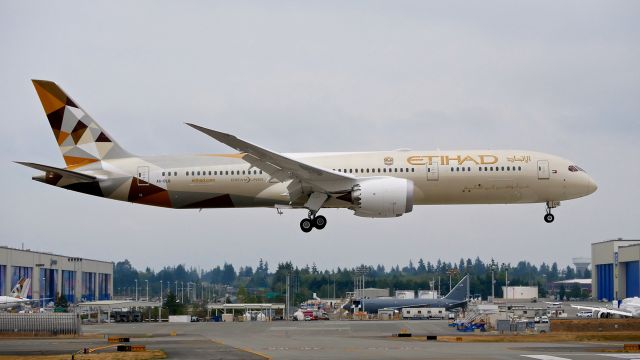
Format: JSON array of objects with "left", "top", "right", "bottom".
[{"left": 15, "top": 161, "right": 96, "bottom": 182}]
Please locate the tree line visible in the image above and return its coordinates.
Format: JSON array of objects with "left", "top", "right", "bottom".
[{"left": 114, "top": 257, "right": 590, "bottom": 306}]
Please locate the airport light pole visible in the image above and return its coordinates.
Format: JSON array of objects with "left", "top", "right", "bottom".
[
  {"left": 285, "top": 272, "right": 290, "bottom": 321},
  {"left": 181, "top": 282, "right": 184, "bottom": 304},
  {"left": 447, "top": 268, "right": 459, "bottom": 294},
  {"left": 134, "top": 279, "right": 138, "bottom": 302},
  {"left": 145, "top": 280, "right": 149, "bottom": 302},
  {"left": 159, "top": 280, "right": 163, "bottom": 323},
  {"left": 490, "top": 259, "right": 498, "bottom": 303}
]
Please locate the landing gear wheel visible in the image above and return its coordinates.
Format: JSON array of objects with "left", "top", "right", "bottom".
[
  {"left": 313, "top": 215, "right": 327, "bottom": 230},
  {"left": 544, "top": 213, "right": 555, "bottom": 223},
  {"left": 300, "top": 218, "right": 313, "bottom": 233}
]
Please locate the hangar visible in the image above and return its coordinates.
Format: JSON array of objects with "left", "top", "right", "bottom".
[
  {"left": 0, "top": 246, "right": 113, "bottom": 304},
  {"left": 592, "top": 238, "right": 640, "bottom": 301}
]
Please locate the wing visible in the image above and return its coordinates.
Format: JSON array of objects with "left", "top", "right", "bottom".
[
  {"left": 570, "top": 305, "right": 633, "bottom": 317},
  {"left": 186, "top": 123, "right": 356, "bottom": 204}
]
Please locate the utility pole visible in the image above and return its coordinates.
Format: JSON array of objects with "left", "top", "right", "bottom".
[
  {"left": 505, "top": 269, "right": 509, "bottom": 301},
  {"left": 159, "top": 280, "right": 163, "bottom": 323},
  {"left": 490, "top": 259, "right": 497, "bottom": 303},
  {"left": 145, "top": 280, "right": 149, "bottom": 301},
  {"left": 134, "top": 279, "right": 138, "bottom": 302},
  {"left": 181, "top": 282, "right": 184, "bottom": 304},
  {"left": 286, "top": 273, "right": 290, "bottom": 321}
]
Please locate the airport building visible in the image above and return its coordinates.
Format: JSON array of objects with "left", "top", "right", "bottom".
[
  {"left": 591, "top": 239, "right": 640, "bottom": 301},
  {"left": 0, "top": 246, "right": 113, "bottom": 304}
]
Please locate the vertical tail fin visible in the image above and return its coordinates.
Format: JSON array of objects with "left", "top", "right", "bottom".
[
  {"left": 31, "top": 80, "right": 131, "bottom": 169},
  {"left": 10, "top": 277, "right": 30, "bottom": 298},
  {"left": 20, "top": 278, "right": 31, "bottom": 299},
  {"left": 443, "top": 274, "right": 470, "bottom": 301}
]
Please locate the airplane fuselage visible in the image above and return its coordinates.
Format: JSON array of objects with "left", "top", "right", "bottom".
[{"left": 37, "top": 149, "right": 596, "bottom": 211}]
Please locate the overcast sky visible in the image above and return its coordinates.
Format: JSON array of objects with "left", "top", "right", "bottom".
[{"left": 1, "top": 1, "right": 638, "bottom": 272}]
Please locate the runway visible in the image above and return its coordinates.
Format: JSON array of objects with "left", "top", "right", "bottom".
[{"left": 1, "top": 320, "right": 638, "bottom": 359}]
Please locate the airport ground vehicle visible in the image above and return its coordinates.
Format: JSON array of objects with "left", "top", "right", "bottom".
[{"left": 576, "top": 310, "right": 593, "bottom": 318}]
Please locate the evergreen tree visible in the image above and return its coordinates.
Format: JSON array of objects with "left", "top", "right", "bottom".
[
  {"left": 164, "top": 291, "right": 184, "bottom": 315},
  {"left": 54, "top": 292, "right": 68, "bottom": 311},
  {"left": 417, "top": 259, "right": 426, "bottom": 273}
]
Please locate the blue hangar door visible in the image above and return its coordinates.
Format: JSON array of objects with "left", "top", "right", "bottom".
[
  {"left": 596, "top": 264, "right": 614, "bottom": 301},
  {"left": 626, "top": 261, "right": 640, "bottom": 298}
]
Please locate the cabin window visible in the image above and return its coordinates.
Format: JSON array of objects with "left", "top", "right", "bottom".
[
  {"left": 467, "top": 167, "right": 471, "bottom": 171},
  {"left": 355, "top": 169, "right": 358, "bottom": 173},
  {"left": 214, "top": 171, "right": 217, "bottom": 175},
  {"left": 456, "top": 167, "right": 460, "bottom": 172},
  {"left": 259, "top": 170, "right": 263, "bottom": 174},
  {"left": 507, "top": 166, "right": 510, "bottom": 171},
  {"left": 462, "top": 167, "right": 465, "bottom": 172},
  {"left": 162, "top": 172, "right": 165, "bottom": 176},
  {"left": 394, "top": 168, "right": 398, "bottom": 172},
  {"left": 366, "top": 168, "right": 370, "bottom": 173},
  {"left": 361, "top": 168, "right": 364, "bottom": 173},
  {"left": 411, "top": 168, "right": 414, "bottom": 172},
  {"left": 225, "top": 171, "right": 228, "bottom": 175},
  {"left": 400, "top": 168, "right": 403, "bottom": 173},
  {"left": 501, "top": 166, "right": 505, "bottom": 171},
  {"left": 518, "top": 166, "right": 521, "bottom": 171},
  {"left": 478, "top": 167, "right": 482, "bottom": 172}
]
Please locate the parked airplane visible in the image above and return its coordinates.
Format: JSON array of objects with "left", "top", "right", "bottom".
[
  {"left": 0, "top": 278, "right": 33, "bottom": 310},
  {"left": 571, "top": 297, "right": 640, "bottom": 318},
  {"left": 344, "top": 275, "right": 470, "bottom": 314},
  {"left": 18, "top": 80, "right": 598, "bottom": 232}
]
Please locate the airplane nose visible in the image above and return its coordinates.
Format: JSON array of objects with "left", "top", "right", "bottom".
[{"left": 588, "top": 177, "right": 598, "bottom": 194}]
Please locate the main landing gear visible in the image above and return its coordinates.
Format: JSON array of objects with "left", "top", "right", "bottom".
[
  {"left": 544, "top": 201, "right": 559, "bottom": 223},
  {"left": 300, "top": 211, "right": 327, "bottom": 233}
]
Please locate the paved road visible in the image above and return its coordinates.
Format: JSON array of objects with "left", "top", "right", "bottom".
[{"left": 80, "top": 320, "right": 639, "bottom": 359}]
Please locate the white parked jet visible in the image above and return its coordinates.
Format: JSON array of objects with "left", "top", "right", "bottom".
[
  {"left": 18, "top": 81, "right": 598, "bottom": 232},
  {"left": 572, "top": 298, "right": 640, "bottom": 318},
  {"left": 0, "top": 278, "right": 33, "bottom": 310}
]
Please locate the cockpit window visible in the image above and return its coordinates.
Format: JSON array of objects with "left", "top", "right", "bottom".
[{"left": 568, "top": 165, "right": 585, "bottom": 172}]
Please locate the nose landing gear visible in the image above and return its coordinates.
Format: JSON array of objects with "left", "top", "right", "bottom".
[
  {"left": 544, "top": 201, "right": 560, "bottom": 223},
  {"left": 300, "top": 211, "right": 327, "bottom": 233}
]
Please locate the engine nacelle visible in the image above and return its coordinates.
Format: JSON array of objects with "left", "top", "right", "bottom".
[{"left": 351, "top": 178, "right": 414, "bottom": 218}]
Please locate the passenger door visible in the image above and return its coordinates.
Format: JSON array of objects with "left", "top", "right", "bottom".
[
  {"left": 137, "top": 166, "right": 149, "bottom": 185},
  {"left": 427, "top": 162, "right": 439, "bottom": 181},
  {"left": 537, "top": 160, "right": 550, "bottom": 180}
]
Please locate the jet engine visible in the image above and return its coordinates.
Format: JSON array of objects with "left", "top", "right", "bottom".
[{"left": 350, "top": 178, "right": 414, "bottom": 218}]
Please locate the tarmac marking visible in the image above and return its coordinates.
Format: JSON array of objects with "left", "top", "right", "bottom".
[
  {"left": 522, "top": 356, "right": 573, "bottom": 360},
  {"left": 210, "top": 339, "right": 272, "bottom": 359},
  {"left": 595, "top": 355, "right": 640, "bottom": 359},
  {"left": 268, "top": 326, "right": 350, "bottom": 331}
]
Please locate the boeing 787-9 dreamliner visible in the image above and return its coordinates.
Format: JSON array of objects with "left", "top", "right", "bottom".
[{"left": 17, "top": 80, "right": 598, "bottom": 232}]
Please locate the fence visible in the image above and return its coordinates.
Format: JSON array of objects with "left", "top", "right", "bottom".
[{"left": 0, "top": 313, "right": 80, "bottom": 336}]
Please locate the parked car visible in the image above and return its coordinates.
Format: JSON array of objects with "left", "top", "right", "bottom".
[
  {"left": 576, "top": 310, "right": 593, "bottom": 318},
  {"left": 540, "top": 316, "right": 550, "bottom": 323},
  {"left": 534, "top": 316, "right": 541, "bottom": 323}
]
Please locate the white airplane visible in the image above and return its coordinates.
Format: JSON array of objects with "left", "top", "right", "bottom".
[
  {"left": 0, "top": 278, "right": 33, "bottom": 310},
  {"left": 18, "top": 80, "right": 598, "bottom": 232},
  {"left": 572, "top": 297, "right": 640, "bottom": 318}
]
